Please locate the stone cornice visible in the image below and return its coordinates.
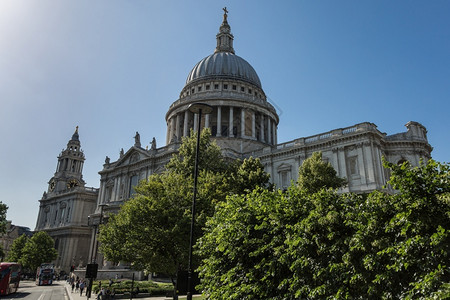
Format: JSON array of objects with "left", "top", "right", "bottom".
[{"left": 252, "top": 123, "right": 385, "bottom": 160}]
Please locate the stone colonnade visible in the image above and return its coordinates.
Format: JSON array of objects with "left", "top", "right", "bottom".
[{"left": 166, "top": 105, "right": 277, "bottom": 145}]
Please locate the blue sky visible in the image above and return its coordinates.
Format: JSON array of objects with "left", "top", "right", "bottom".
[{"left": 1, "top": 1, "right": 449, "bottom": 229}]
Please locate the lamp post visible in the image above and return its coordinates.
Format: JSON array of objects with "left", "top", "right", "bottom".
[
  {"left": 87, "top": 203, "right": 108, "bottom": 299},
  {"left": 187, "top": 103, "right": 213, "bottom": 300},
  {"left": 93, "top": 203, "right": 108, "bottom": 263}
]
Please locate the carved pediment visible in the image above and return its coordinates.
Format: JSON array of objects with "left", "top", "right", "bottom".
[
  {"left": 114, "top": 147, "right": 150, "bottom": 168},
  {"left": 277, "top": 163, "right": 292, "bottom": 173}
]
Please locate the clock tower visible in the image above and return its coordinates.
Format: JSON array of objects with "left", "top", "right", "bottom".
[
  {"left": 48, "top": 126, "right": 86, "bottom": 194},
  {"left": 36, "top": 127, "right": 98, "bottom": 274}
]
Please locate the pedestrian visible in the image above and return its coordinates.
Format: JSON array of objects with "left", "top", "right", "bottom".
[
  {"left": 71, "top": 280, "right": 75, "bottom": 293},
  {"left": 75, "top": 280, "right": 80, "bottom": 292},
  {"left": 80, "top": 280, "right": 85, "bottom": 296},
  {"left": 97, "top": 287, "right": 104, "bottom": 300}
]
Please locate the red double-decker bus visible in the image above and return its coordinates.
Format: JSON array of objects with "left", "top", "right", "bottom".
[
  {"left": 36, "top": 263, "right": 55, "bottom": 286},
  {"left": 0, "top": 262, "right": 21, "bottom": 295}
]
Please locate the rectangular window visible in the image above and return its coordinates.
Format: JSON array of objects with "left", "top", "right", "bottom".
[
  {"left": 248, "top": 88, "right": 252, "bottom": 94},
  {"left": 129, "top": 175, "right": 139, "bottom": 197},
  {"left": 280, "top": 171, "right": 289, "bottom": 190},
  {"left": 206, "top": 85, "right": 210, "bottom": 90},
  {"left": 198, "top": 86, "right": 202, "bottom": 92},
  {"left": 224, "top": 84, "right": 228, "bottom": 89},
  {"left": 348, "top": 156, "right": 359, "bottom": 175},
  {"left": 214, "top": 84, "right": 219, "bottom": 89},
  {"left": 241, "top": 86, "right": 245, "bottom": 92},
  {"left": 232, "top": 85, "right": 237, "bottom": 90}
]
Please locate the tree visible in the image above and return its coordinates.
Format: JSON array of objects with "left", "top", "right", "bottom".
[
  {"left": 165, "top": 128, "right": 228, "bottom": 176},
  {"left": 227, "top": 156, "right": 272, "bottom": 194},
  {"left": 99, "top": 129, "right": 229, "bottom": 284},
  {"left": 297, "top": 151, "right": 346, "bottom": 193},
  {"left": 20, "top": 231, "right": 57, "bottom": 272},
  {"left": 100, "top": 170, "right": 226, "bottom": 280},
  {"left": 197, "top": 188, "right": 293, "bottom": 299},
  {"left": 5, "top": 234, "right": 28, "bottom": 262},
  {"left": 198, "top": 184, "right": 361, "bottom": 299},
  {"left": 198, "top": 158, "right": 450, "bottom": 299},
  {"left": 99, "top": 129, "right": 273, "bottom": 294},
  {"left": 0, "top": 202, "right": 8, "bottom": 235},
  {"left": 358, "top": 158, "right": 450, "bottom": 298}
]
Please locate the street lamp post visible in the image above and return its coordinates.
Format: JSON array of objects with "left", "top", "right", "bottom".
[
  {"left": 93, "top": 203, "right": 108, "bottom": 263},
  {"left": 87, "top": 203, "right": 108, "bottom": 299},
  {"left": 187, "top": 103, "right": 213, "bottom": 300}
]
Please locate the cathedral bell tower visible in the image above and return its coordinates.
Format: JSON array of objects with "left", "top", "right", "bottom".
[
  {"left": 48, "top": 126, "right": 86, "bottom": 194},
  {"left": 36, "top": 126, "right": 98, "bottom": 273}
]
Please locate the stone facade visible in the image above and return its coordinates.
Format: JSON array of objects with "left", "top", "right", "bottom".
[
  {"left": 35, "top": 127, "right": 98, "bottom": 273},
  {"left": 0, "top": 221, "right": 33, "bottom": 259},
  {"left": 36, "top": 11, "right": 432, "bottom": 274}
]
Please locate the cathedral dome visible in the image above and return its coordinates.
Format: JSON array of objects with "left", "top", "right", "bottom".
[{"left": 186, "top": 52, "right": 262, "bottom": 89}]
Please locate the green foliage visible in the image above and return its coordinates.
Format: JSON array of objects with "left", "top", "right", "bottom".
[
  {"left": 92, "top": 280, "right": 173, "bottom": 295},
  {"left": 99, "top": 170, "right": 226, "bottom": 277},
  {"left": 6, "top": 234, "right": 28, "bottom": 262},
  {"left": 197, "top": 188, "right": 292, "bottom": 299},
  {"left": 166, "top": 128, "right": 228, "bottom": 176},
  {"left": 99, "top": 129, "right": 246, "bottom": 277},
  {"left": 20, "top": 231, "right": 57, "bottom": 271},
  {"left": 373, "top": 158, "right": 450, "bottom": 298},
  {"left": 198, "top": 158, "right": 450, "bottom": 299},
  {"left": 0, "top": 202, "right": 8, "bottom": 235},
  {"left": 227, "top": 157, "right": 272, "bottom": 194},
  {"left": 100, "top": 129, "right": 271, "bottom": 282},
  {"left": 297, "top": 152, "right": 347, "bottom": 193}
]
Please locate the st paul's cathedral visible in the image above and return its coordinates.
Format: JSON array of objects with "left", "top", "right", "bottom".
[{"left": 35, "top": 10, "right": 432, "bottom": 275}]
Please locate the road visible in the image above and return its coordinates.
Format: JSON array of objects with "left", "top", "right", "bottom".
[{"left": 2, "top": 280, "right": 69, "bottom": 300}]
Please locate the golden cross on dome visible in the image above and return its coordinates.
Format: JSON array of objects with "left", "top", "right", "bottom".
[{"left": 223, "top": 7, "right": 228, "bottom": 15}]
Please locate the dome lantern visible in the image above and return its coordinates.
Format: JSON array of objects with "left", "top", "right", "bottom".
[{"left": 215, "top": 7, "right": 235, "bottom": 54}]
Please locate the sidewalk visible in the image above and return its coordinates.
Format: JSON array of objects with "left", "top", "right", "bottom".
[{"left": 64, "top": 282, "right": 198, "bottom": 300}]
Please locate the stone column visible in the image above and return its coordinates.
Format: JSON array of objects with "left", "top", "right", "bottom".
[
  {"left": 175, "top": 114, "right": 180, "bottom": 140},
  {"left": 252, "top": 110, "right": 256, "bottom": 139},
  {"left": 337, "top": 147, "right": 347, "bottom": 179},
  {"left": 217, "top": 106, "right": 222, "bottom": 137},
  {"left": 273, "top": 122, "right": 277, "bottom": 144},
  {"left": 205, "top": 114, "right": 210, "bottom": 128},
  {"left": 171, "top": 117, "right": 176, "bottom": 141},
  {"left": 260, "top": 115, "right": 265, "bottom": 142},
  {"left": 193, "top": 113, "right": 198, "bottom": 132},
  {"left": 375, "top": 145, "right": 386, "bottom": 185},
  {"left": 98, "top": 180, "right": 105, "bottom": 205},
  {"left": 267, "top": 118, "right": 272, "bottom": 144},
  {"left": 241, "top": 109, "right": 245, "bottom": 138},
  {"left": 112, "top": 177, "right": 119, "bottom": 202},
  {"left": 183, "top": 110, "right": 189, "bottom": 137},
  {"left": 363, "top": 141, "right": 375, "bottom": 184},
  {"left": 229, "top": 106, "right": 234, "bottom": 137},
  {"left": 357, "top": 143, "right": 367, "bottom": 185}
]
